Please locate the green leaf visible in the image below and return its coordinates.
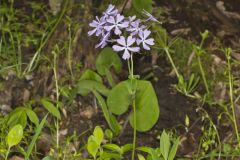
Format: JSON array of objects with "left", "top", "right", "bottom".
[
  {"left": 133, "top": 0, "right": 153, "bottom": 13},
  {"left": 41, "top": 99, "right": 61, "bottom": 119},
  {"left": 92, "top": 90, "right": 121, "bottom": 134},
  {"left": 80, "top": 69, "right": 102, "bottom": 82},
  {"left": 25, "top": 114, "right": 48, "bottom": 160},
  {"left": 77, "top": 80, "right": 110, "bottom": 96},
  {"left": 6, "top": 124, "right": 23, "bottom": 147},
  {"left": 121, "top": 144, "right": 133, "bottom": 154},
  {"left": 160, "top": 130, "right": 170, "bottom": 160},
  {"left": 87, "top": 135, "right": 99, "bottom": 158},
  {"left": 26, "top": 109, "right": 39, "bottom": 126},
  {"left": 129, "top": 80, "right": 160, "bottom": 132},
  {"left": 93, "top": 126, "right": 104, "bottom": 145},
  {"left": 107, "top": 80, "right": 132, "bottom": 115},
  {"left": 138, "top": 154, "right": 146, "bottom": 160},
  {"left": 168, "top": 137, "right": 180, "bottom": 160},
  {"left": 102, "top": 144, "right": 122, "bottom": 153},
  {"left": 100, "top": 152, "right": 122, "bottom": 159},
  {"left": 96, "top": 47, "right": 122, "bottom": 75},
  {"left": 105, "top": 129, "right": 113, "bottom": 140},
  {"left": 137, "top": 146, "right": 152, "bottom": 154},
  {"left": 7, "top": 108, "right": 27, "bottom": 128},
  {"left": 150, "top": 148, "right": 160, "bottom": 160}
]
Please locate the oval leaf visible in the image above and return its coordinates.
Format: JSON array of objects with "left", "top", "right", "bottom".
[
  {"left": 129, "top": 80, "right": 160, "bottom": 132},
  {"left": 80, "top": 69, "right": 102, "bottom": 82},
  {"left": 107, "top": 80, "right": 132, "bottom": 115},
  {"left": 87, "top": 136, "right": 98, "bottom": 158},
  {"left": 41, "top": 99, "right": 61, "bottom": 119},
  {"left": 7, "top": 124, "right": 23, "bottom": 147},
  {"left": 96, "top": 47, "right": 122, "bottom": 75},
  {"left": 77, "top": 80, "right": 110, "bottom": 96},
  {"left": 102, "top": 144, "right": 122, "bottom": 153},
  {"left": 93, "top": 126, "right": 104, "bottom": 145},
  {"left": 26, "top": 109, "right": 39, "bottom": 126}
]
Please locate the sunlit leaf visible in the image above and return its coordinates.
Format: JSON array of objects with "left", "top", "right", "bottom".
[
  {"left": 93, "top": 126, "right": 104, "bottom": 145},
  {"left": 87, "top": 136, "right": 98, "bottom": 158},
  {"left": 7, "top": 124, "right": 23, "bottom": 147}
]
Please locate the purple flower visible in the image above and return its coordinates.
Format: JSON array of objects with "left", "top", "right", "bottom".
[
  {"left": 142, "top": 10, "right": 161, "bottom": 24},
  {"left": 137, "top": 29, "right": 155, "bottom": 50},
  {"left": 127, "top": 20, "right": 146, "bottom": 36},
  {"left": 88, "top": 16, "right": 106, "bottom": 36},
  {"left": 102, "top": 4, "right": 118, "bottom": 19},
  {"left": 113, "top": 36, "right": 140, "bottom": 60},
  {"left": 104, "top": 14, "right": 128, "bottom": 35},
  {"left": 126, "top": 15, "right": 136, "bottom": 25},
  {"left": 95, "top": 32, "right": 110, "bottom": 48}
]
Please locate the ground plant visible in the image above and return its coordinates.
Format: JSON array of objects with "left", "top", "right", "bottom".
[{"left": 0, "top": 0, "right": 240, "bottom": 160}]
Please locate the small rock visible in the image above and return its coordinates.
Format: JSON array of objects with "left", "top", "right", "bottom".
[
  {"left": 37, "top": 133, "right": 52, "bottom": 154},
  {"left": 59, "top": 129, "right": 68, "bottom": 136},
  {"left": 0, "top": 104, "right": 12, "bottom": 113}
]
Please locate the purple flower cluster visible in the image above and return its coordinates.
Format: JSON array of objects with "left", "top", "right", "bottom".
[{"left": 88, "top": 4, "right": 157, "bottom": 60}]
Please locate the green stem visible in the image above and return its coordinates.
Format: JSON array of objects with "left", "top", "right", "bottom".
[
  {"left": 131, "top": 98, "right": 136, "bottom": 160},
  {"left": 197, "top": 56, "right": 209, "bottom": 94},
  {"left": 227, "top": 53, "right": 240, "bottom": 147},
  {"left": 5, "top": 147, "right": 10, "bottom": 160},
  {"left": 164, "top": 48, "right": 180, "bottom": 79},
  {"left": 128, "top": 53, "right": 137, "bottom": 160}
]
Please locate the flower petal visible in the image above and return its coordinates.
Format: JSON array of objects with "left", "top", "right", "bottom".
[
  {"left": 136, "top": 39, "right": 142, "bottom": 45},
  {"left": 117, "top": 36, "right": 126, "bottom": 46},
  {"left": 88, "top": 28, "right": 97, "bottom": 36},
  {"left": 138, "top": 30, "right": 144, "bottom": 39},
  {"left": 128, "top": 46, "right": 140, "bottom": 52},
  {"left": 127, "top": 36, "right": 136, "bottom": 46},
  {"left": 116, "top": 14, "right": 124, "bottom": 23},
  {"left": 122, "top": 49, "right": 130, "bottom": 60},
  {"left": 112, "top": 45, "right": 125, "bottom": 51},
  {"left": 145, "top": 38, "right": 155, "bottom": 45},
  {"left": 118, "top": 21, "right": 129, "bottom": 28},
  {"left": 104, "top": 25, "right": 115, "bottom": 31},
  {"left": 143, "top": 29, "right": 151, "bottom": 39},
  {"left": 143, "top": 42, "right": 150, "bottom": 50},
  {"left": 106, "top": 16, "right": 115, "bottom": 24},
  {"left": 114, "top": 27, "right": 122, "bottom": 35}
]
